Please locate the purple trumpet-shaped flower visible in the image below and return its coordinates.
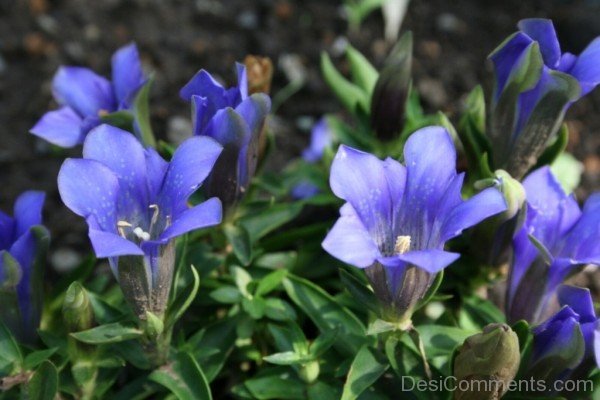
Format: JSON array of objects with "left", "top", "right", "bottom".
[
  {"left": 31, "top": 43, "right": 146, "bottom": 148},
  {"left": 58, "top": 124, "right": 222, "bottom": 318},
  {"left": 0, "top": 191, "right": 48, "bottom": 342},
  {"left": 180, "top": 64, "right": 271, "bottom": 213},
  {"left": 292, "top": 118, "right": 333, "bottom": 199},
  {"left": 506, "top": 167, "right": 600, "bottom": 325},
  {"left": 528, "top": 285, "right": 599, "bottom": 383},
  {"left": 322, "top": 127, "right": 506, "bottom": 322},
  {"left": 489, "top": 19, "right": 600, "bottom": 178}
]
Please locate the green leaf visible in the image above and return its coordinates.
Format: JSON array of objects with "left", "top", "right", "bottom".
[
  {"left": 150, "top": 352, "right": 212, "bottom": 400},
  {"left": 240, "top": 203, "right": 303, "bottom": 243},
  {"left": 232, "top": 266, "right": 253, "bottom": 297},
  {"left": 263, "top": 351, "right": 311, "bottom": 366},
  {"left": 339, "top": 268, "right": 379, "bottom": 314},
  {"left": 165, "top": 265, "right": 201, "bottom": 329},
  {"left": 27, "top": 361, "right": 58, "bottom": 400},
  {"left": 100, "top": 110, "right": 135, "bottom": 132},
  {"left": 283, "top": 275, "right": 366, "bottom": 355},
  {"left": 209, "top": 286, "right": 242, "bottom": 304},
  {"left": 341, "top": 346, "right": 388, "bottom": 400},
  {"left": 416, "top": 325, "right": 476, "bottom": 358},
  {"left": 366, "top": 319, "right": 398, "bottom": 336},
  {"left": 24, "top": 348, "right": 58, "bottom": 370},
  {"left": 264, "top": 298, "right": 296, "bottom": 321},
  {"left": 255, "top": 269, "right": 287, "bottom": 297},
  {"left": 133, "top": 77, "right": 157, "bottom": 148},
  {"left": 309, "top": 329, "right": 338, "bottom": 358},
  {"left": 551, "top": 152, "right": 583, "bottom": 194},
  {"left": 71, "top": 322, "right": 143, "bottom": 345},
  {"left": 0, "top": 321, "right": 23, "bottom": 375},
  {"left": 187, "top": 318, "right": 238, "bottom": 382},
  {"left": 242, "top": 297, "right": 266, "bottom": 319},
  {"left": 223, "top": 224, "right": 253, "bottom": 266},
  {"left": 243, "top": 373, "right": 305, "bottom": 399},
  {"left": 460, "top": 295, "right": 506, "bottom": 329},
  {"left": 346, "top": 45, "right": 378, "bottom": 95},
  {"left": 321, "top": 52, "right": 369, "bottom": 115}
]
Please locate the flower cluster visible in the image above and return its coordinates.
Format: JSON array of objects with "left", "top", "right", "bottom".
[
  {"left": 506, "top": 167, "right": 600, "bottom": 324},
  {"left": 180, "top": 64, "right": 271, "bottom": 214},
  {"left": 31, "top": 44, "right": 146, "bottom": 148},
  {"left": 489, "top": 19, "right": 600, "bottom": 178}
]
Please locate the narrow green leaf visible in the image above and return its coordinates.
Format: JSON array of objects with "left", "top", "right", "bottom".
[
  {"left": 283, "top": 275, "right": 366, "bottom": 355},
  {"left": 255, "top": 269, "right": 287, "bottom": 297},
  {"left": 263, "top": 351, "right": 311, "bottom": 366},
  {"left": 0, "top": 321, "right": 23, "bottom": 375},
  {"left": 209, "top": 286, "right": 242, "bottom": 304},
  {"left": 150, "top": 352, "right": 212, "bottom": 400},
  {"left": 133, "top": 77, "right": 157, "bottom": 148},
  {"left": 321, "top": 52, "right": 369, "bottom": 114},
  {"left": 24, "top": 348, "right": 58, "bottom": 370},
  {"left": 240, "top": 203, "right": 303, "bottom": 242},
  {"left": 27, "top": 361, "right": 58, "bottom": 400},
  {"left": 341, "top": 346, "right": 388, "bottom": 400},
  {"left": 339, "top": 268, "right": 379, "bottom": 314},
  {"left": 244, "top": 374, "right": 305, "bottom": 399},
  {"left": 264, "top": 298, "right": 296, "bottom": 321},
  {"left": 165, "top": 265, "right": 201, "bottom": 329},
  {"left": 232, "top": 266, "right": 253, "bottom": 296},
  {"left": 71, "top": 322, "right": 143, "bottom": 345},
  {"left": 223, "top": 224, "right": 253, "bottom": 266},
  {"left": 346, "top": 45, "right": 378, "bottom": 95}
]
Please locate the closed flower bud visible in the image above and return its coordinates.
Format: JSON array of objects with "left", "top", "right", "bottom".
[
  {"left": 453, "top": 323, "right": 520, "bottom": 400},
  {"left": 62, "top": 282, "right": 93, "bottom": 332},
  {"left": 370, "top": 31, "right": 412, "bottom": 141},
  {"left": 244, "top": 55, "right": 273, "bottom": 95}
]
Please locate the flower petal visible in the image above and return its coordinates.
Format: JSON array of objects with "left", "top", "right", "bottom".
[
  {"left": 489, "top": 32, "right": 534, "bottom": 99},
  {"left": 58, "top": 158, "right": 119, "bottom": 232},
  {"left": 30, "top": 107, "right": 84, "bottom": 147},
  {"left": 561, "top": 193, "right": 600, "bottom": 264},
  {"left": 159, "top": 136, "right": 222, "bottom": 216},
  {"left": 13, "top": 191, "right": 45, "bottom": 238},
  {"left": 558, "top": 285, "right": 596, "bottom": 322},
  {"left": 594, "top": 329, "right": 600, "bottom": 368},
  {"left": 111, "top": 43, "right": 145, "bottom": 106},
  {"left": 322, "top": 203, "right": 381, "bottom": 268},
  {"left": 303, "top": 118, "right": 332, "bottom": 163},
  {"left": 0, "top": 211, "right": 14, "bottom": 251},
  {"left": 568, "top": 37, "right": 600, "bottom": 96},
  {"left": 397, "top": 249, "right": 460, "bottom": 273},
  {"left": 329, "top": 145, "right": 395, "bottom": 249},
  {"left": 440, "top": 186, "right": 506, "bottom": 242},
  {"left": 53, "top": 66, "right": 115, "bottom": 117},
  {"left": 145, "top": 148, "right": 168, "bottom": 199},
  {"left": 401, "top": 126, "right": 457, "bottom": 243},
  {"left": 160, "top": 197, "right": 222, "bottom": 240},
  {"left": 236, "top": 62, "right": 248, "bottom": 99},
  {"left": 88, "top": 226, "right": 144, "bottom": 258},
  {"left": 518, "top": 19, "right": 561, "bottom": 68},
  {"left": 83, "top": 125, "right": 148, "bottom": 218},
  {"left": 180, "top": 69, "right": 226, "bottom": 103}
]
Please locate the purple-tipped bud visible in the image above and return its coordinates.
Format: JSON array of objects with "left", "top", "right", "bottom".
[{"left": 370, "top": 31, "right": 412, "bottom": 141}]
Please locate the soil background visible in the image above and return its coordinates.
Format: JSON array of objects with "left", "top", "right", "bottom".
[{"left": 1, "top": 0, "right": 599, "bottom": 271}]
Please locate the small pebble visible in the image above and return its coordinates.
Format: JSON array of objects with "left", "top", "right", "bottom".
[{"left": 51, "top": 248, "right": 82, "bottom": 273}]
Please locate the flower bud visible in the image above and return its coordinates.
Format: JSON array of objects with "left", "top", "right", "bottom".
[
  {"left": 62, "top": 282, "right": 93, "bottom": 332},
  {"left": 370, "top": 31, "right": 412, "bottom": 141},
  {"left": 453, "top": 323, "right": 520, "bottom": 400}
]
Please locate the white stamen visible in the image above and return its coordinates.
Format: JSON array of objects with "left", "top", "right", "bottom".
[
  {"left": 117, "top": 220, "right": 133, "bottom": 237},
  {"left": 133, "top": 227, "right": 151, "bottom": 241},
  {"left": 394, "top": 235, "right": 411, "bottom": 255}
]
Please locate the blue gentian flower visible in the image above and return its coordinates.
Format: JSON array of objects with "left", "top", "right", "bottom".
[
  {"left": 322, "top": 127, "right": 506, "bottom": 322},
  {"left": 292, "top": 118, "right": 333, "bottom": 199},
  {"left": 506, "top": 167, "right": 600, "bottom": 324},
  {"left": 31, "top": 43, "right": 146, "bottom": 148},
  {"left": 489, "top": 19, "right": 600, "bottom": 178},
  {"left": 529, "top": 285, "right": 599, "bottom": 382},
  {"left": 58, "top": 124, "right": 222, "bottom": 318},
  {"left": 492, "top": 19, "right": 600, "bottom": 103},
  {"left": 180, "top": 64, "right": 271, "bottom": 213},
  {"left": 0, "top": 191, "right": 48, "bottom": 341}
]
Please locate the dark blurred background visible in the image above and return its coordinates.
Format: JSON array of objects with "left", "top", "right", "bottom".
[{"left": 1, "top": 0, "right": 599, "bottom": 271}]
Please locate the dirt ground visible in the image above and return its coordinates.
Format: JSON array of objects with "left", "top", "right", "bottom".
[{"left": 1, "top": 0, "right": 599, "bottom": 269}]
